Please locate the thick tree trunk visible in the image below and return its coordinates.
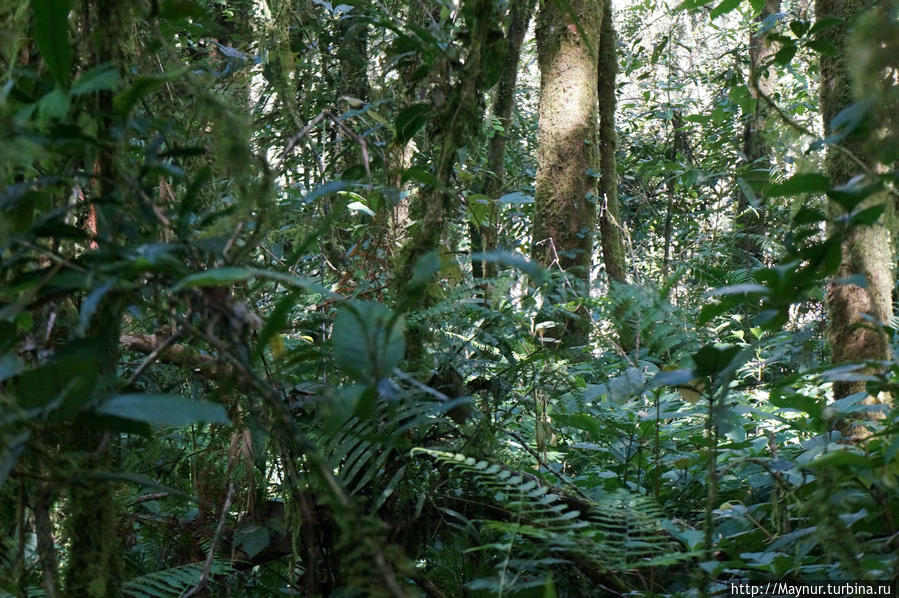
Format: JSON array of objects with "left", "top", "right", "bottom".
[
  {"left": 818, "top": 0, "right": 894, "bottom": 405},
  {"left": 735, "top": 0, "right": 780, "bottom": 266},
  {"left": 471, "top": 0, "right": 536, "bottom": 281},
  {"left": 533, "top": 0, "right": 602, "bottom": 345}
]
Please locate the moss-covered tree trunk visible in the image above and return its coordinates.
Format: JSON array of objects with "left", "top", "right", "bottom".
[
  {"left": 735, "top": 0, "right": 780, "bottom": 266},
  {"left": 392, "top": 0, "right": 503, "bottom": 362},
  {"left": 818, "top": 0, "right": 894, "bottom": 404},
  {"left": 597, "top": 0, "right": 633, "bottom": 351},
  {"left": 597, "top": 0, "right": 626, "bottom": 285},
  {"left": 533, "top": 0, "right": 602, "bottom": 345},
  {"left": 470, "top": 0, "right": 535, "bottom": 281},
  {"left": 62, "top": 1, "right": 128, "bottom": 592}
]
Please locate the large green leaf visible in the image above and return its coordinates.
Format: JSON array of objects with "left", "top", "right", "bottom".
[
  {"left": 765, "top": 173, "right": 829, "bottom": 197},
  {"left": 394, "top": 102, "right": 430, "bottom": 144},
  {"left": 172, "top": 267, "right": 328, "bottom": 294},
  {"left": 96, "top": 394, "right": 230, "bottom": 426},
  {"left": 332, "top": 301, "right": 405, "bottom": 383},
  {"left": 31, "top": 0, "right": 72, "bottom": 88}
]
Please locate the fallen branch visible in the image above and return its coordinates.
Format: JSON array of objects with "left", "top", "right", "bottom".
[{"left": 120, "top": 333, "right": 231, "bottom": 380}]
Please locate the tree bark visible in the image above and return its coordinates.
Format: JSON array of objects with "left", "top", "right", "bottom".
[
  {"left": 533, "top": 0, "right": 603, "bottom": 345},
  {"left": 471, "top": 0, "right": 536, "bottom": 281},
  {"left": 597, "top": 0, "right": 634, "bottom": 351},
  {"left": 735, "top": 0, "right": 781, "bottom": 266},
  {"left": 818, "top": 0, "right": 894, "bottom": 404},
  {"left": 597, "top": 0, "right": 626, "bottom": 286},
  {"left": 392, "top": 0, "right": 503, "bottom": 290}
]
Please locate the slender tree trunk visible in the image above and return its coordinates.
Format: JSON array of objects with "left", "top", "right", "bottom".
[
  {"left": 471, "top": 0, "right": 536, "bottom": 281},
  {"left": 597, "top": 0, "right": 634, "bottom": 351},
  {"left": 63, "top": 3, "right": 132, "bottom": 595},
  {"left": 393, "top": 0, "right": 504, "bottom": 362},
  {"left": 735, "top": 0, "right": 781, "bottom": 266},
  {"left": 533, "top": 0, "right": 603, "bottom": 345},
  {"left": 597, "top": 0, "right": 626, "bottom": 285},
  {"left": 818, "top": 0, "right": 894, "bottom": 405}
]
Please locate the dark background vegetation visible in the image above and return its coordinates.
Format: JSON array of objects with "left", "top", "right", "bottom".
[{"left": 1, "top": 0, "right": 898, "bottom": 595}]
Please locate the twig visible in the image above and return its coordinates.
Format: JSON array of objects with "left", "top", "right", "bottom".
[
  {"left": 125, "top": 328, "right": 185, "bottom": 386},
  {"left": 221, "top": 221, "right": 245, "bottom": 262},
  {"left": 279, "top": 110, "right": 372, "bottom": 187},
  {"left": 500, "top": 427, "right": 592, "bottom": 503},
  {"left": 128, "top": 492, "right": 170, "bottom": 506},
  {"left": 181, "top": 483, "right": 234, "bottom": 598}
]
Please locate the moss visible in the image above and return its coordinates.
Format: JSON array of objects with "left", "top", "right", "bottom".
[
  {"left": 533, "top": 0, "right": 603, "bottom": 345},
  {"left": 818, "top": 0, "right": 895, "bottom": 403}
]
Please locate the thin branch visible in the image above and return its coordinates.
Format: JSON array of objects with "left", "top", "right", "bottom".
[
  {"left": 125, "top": 328, "right": 185, "bottom": 386},
  {"left": 181, "top": 483, "right": 234, "bottom": 598},
  {"left": 279, "top": 110, "right": 372, "bottom": 187},
  {"left": 128, "top": 492, "right": 170, "bottom": 506},
  {"left": 500, "top": 427, "right": 592, "bottom": 503},
  {"left": 753, "top": 81, "right": 899, "bottom": 201}
]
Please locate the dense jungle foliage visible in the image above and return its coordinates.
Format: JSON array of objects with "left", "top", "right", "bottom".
[{"left": 1, "top": 0, "right": 898, "bottom": 595}]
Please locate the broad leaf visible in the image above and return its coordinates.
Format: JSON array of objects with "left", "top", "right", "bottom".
[
  {"left": 31, "top": 0, "right": 72, "bottom": 88},
  {"left": 96, "top": 394, "right": 230, "bottom": 426}
]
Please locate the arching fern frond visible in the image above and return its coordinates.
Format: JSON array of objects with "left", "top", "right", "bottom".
[
  {"left": 412, "top": 448, "right": 687, "bottom": 591},
  {"left": 122, "top": 559, "right": 233, "bottom": 597}
]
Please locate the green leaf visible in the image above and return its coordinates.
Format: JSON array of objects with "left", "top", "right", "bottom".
[
  {"left": 773, "top": 43, "right": 797, "bottom": 66},
  {"left": 114, "top": 69, "right": 187, "bottom": 115},
  {"left": 96, "top": 394, "right": 230, "bottom": 426},
  {"left": 332, "top": 301, "right": 405, "bottom": 383},
  {"left": 172, "top": 267, "right": 327, "bottom": 294},
  {"left": 173, "top": 267, "right": 254, "bottom": 290},
  {"left": 807, "top": 38, "right": 838, "bottom": 55},
  {"left": 709, "top": 0, "right": 741, "bottom": 19},
  {"left": 346, "top": 200, "right": 375, "bottom": 217},
  {"left": 31, "top": 0, "right": 71, "bottom": 88},
  {"left": 467, "top": 193, "right": 491, "bottom": 227},
  {"left": 71, "top": 65, "right": 120, "bottom": 95},
  {"left": 0, "top": 354, "right": 25, "bottom": 383},
  {"left": 765, "top": 173, "right": 829, "bottom": 197},
  {"left": 394, "top": 102, "right": 430, "bottom": 144},
  {"left": 693, "top": 344, "right": 741, "bottom": 377},
  {"left": 789, "top": 20, "right": 809, "bottom": 37},
  {"left": 469, "top": 250, "right": 546, "bottom": 283},
  {"left": 497, "top": 191, "right": 534, "bottom": 204},
  {"left": 850, "top": 203, "right": 886, "bottom": 226},
  {"left": 234, "top": 523, "right": 271, "bottom": 558}
]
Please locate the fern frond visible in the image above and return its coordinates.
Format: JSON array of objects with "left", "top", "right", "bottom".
[
  {"left": 122, "top": 559, "right": 232, "bottom": 598},
  {"left": 412, "top": 449, "right": 681, "bottom": 578}
]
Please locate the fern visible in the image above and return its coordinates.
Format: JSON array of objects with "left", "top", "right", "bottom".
[
  {"left": 310, "top": 383, "right": 468, "bottom": 507},
  {"left": 605, "top": 283, "right": 698, "bottom": 363},
  {"left": 122, "top": 559, "right": 232, "bottom": 598},
  {"left": 0, "top": 561, "right": 233, "bottom": 598},
  {"left": 413, "top": 448, "right": 686, "bottom": 591}
]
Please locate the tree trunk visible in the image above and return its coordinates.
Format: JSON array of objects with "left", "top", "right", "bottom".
[
  {"left": 735, "top": 0, "right": 780, "bottom": 266},
  {"left": 597, "top": 0, "right": 634, "bottom": 351},
  {"left": 392, "top": 0, "right": 504, "bottom": 363},
  {"left": 818, "top": 0, "right": 894, "bottom": 405},
  {"left": 471, "top": 0, "right": 536, "bottom": 281},
  {"left": 533, "top": 0, "right": 602, "bottom": 345},
  {"left": 597, "top": 0, "right": 626, "bottom": 286}
]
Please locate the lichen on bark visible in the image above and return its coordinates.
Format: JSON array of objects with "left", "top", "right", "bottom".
[{"left": 533, "top": 0, "right": 603, "bottom": 345}]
